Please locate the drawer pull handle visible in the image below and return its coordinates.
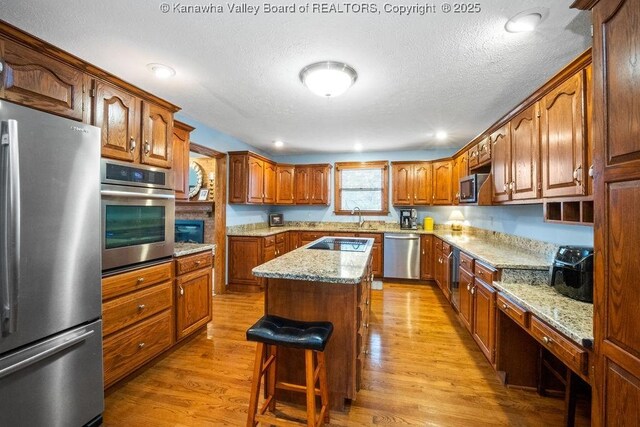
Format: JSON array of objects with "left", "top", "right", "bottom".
[
  {"left": 470, "top": 287, "right": 475, "bottom": 295},
  {"left": 542, "top": 336, "right": 553, "bottom": 345},
  {"left": 502, "top": 303, "right": 508, "bottom": 310},
  {"left": 137, "top": 278, "right": 145, "bottom": 284},
  {"left": 138, "top": 342, "right": 145, "bottom": 349},
  {"left": 144, "top": 141, "right": 150, "bottom": 154},
  {"left": 179, "top": 286, "right": 184, "bottom": 296},
  {"left": 138, "top": 304, "right": 146, "bottom": 311},
  {"left": 466, "top": 284, "right": 471, "bottom": 291},
  {"left": 130, "top": 137, "right": 136, "bottom": 152},
  {"left": 195, "top": 260, "right": 202, "bottom": 265}
]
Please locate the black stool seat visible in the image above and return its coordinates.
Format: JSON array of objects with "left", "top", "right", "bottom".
[{"left": 246, "top": 315, "right": 334, "bottom": 352}]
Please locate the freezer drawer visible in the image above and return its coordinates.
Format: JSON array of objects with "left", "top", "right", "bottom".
[
  {"left": 0, "top": 320, "right": 104, "bottom": 427},
  {"left": 383, "top": 233, "right": 421, "bottom": 279}
]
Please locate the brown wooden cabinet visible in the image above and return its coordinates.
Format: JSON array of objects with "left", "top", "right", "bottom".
[
  {"left": 472, "top": 263, "right": 497, "bottom": 364},
  {"left": 263, "top": 161, "right": 277, "bottom": 204},
  {"left": 391, "top": 162, "right": 432, "bottom": 206},
  {"left": 276, "top": 164, "right": 295, "bottom": 204},
  {"left": 140, "top": 101, "right": 173, "bottom": 168},
  {"left": 491, "top": 124, "right": 513, "bottom": 203},
  {"left": 451, "top": 153, "right": 468, "bottom": 204},
  {"left": 0, "top": 37, "right": 88, "bottom": 121},
  {"left": 433, "top": 238, "right": 451, "bottom": 299},
  {"left": 294, "top": 164, "right": 331, "bottom": 205},
  {"left": 510, "top": 105, "right": 540, "bottom": 201},
  {"left": 294, "top": 166, "right": 310, "bottom": 204},
  {"left": 477, "top": 136, "right": 492, "bottom": 165},
  {"left": 227, "top": 236, "right": 263, "bottom": 290},
  {"left": 101, "top": 261, "right": 174, "bottom": 388},
  {"left": 576, "top": 0, "right": 640, "bottom": 424},
  {"left": 228, "top": 152, "right": 279, "bottom": 205},
  {"left": 432, "top": 160, "right": 453, "bottom": 205},
  {"left": 540, "top": 70, "right": 586, "bottom": 198},
  {"left": 420, "top": 235, "right": 434, "bottom": 280},
  {"left": 172, "top": 120, "right": 195, "bottom": 199},
  {"left": 459, "top": 267, "right": 474, "bottom": 332},
  {"left": 175, "top": 251, "right": 212, "bottom": 341}
]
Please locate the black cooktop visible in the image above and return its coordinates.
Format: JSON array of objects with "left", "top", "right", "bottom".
[{"left": 307, "top": 238, "right": 368, "bottom": 252}]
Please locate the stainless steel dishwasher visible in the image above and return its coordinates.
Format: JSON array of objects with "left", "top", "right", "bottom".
[{"left": 383, "top": 233, "right": 421, "bottom": 279}]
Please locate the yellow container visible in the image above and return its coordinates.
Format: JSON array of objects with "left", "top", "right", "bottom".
[{"left": 423, "top": 217, "right": 434, "bottom": 231}]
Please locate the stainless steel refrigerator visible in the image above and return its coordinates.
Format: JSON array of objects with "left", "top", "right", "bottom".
[{"left": 0, "top": 101, "right": 104, "bottom": 426}]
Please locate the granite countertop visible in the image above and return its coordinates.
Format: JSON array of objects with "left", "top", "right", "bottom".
[
  {"left": 174, "top": 243, "right": 216, "bottom": 257},
  {"left": 252, "top": 238, "right": 374, "bottom": 284},
  {"left": 492, "top": 280, "right": 594, "bottom": 348}
]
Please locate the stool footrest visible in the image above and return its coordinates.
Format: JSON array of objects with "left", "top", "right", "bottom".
[
  {"left": 276, "top": 381, "right": 322, "bottom": 396},
  {"left": 255, "top": 413, "right": 311, "bottom": 427},
  {"left": 259, "top": 395, "right": 275, "bottom": 416}
]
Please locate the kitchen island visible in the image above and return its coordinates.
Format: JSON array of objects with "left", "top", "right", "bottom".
[{"left": 252, "top": 237, "right": 374, "bottom": 410}]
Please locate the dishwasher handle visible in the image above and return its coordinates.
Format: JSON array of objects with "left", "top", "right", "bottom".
[{"left": 384, "top": 235, "right": 420, "bottom": 240}]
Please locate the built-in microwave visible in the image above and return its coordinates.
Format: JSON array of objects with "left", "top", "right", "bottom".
[
  {"left": 100, "top": 159, "right": 175, "bottom": 271},
  {"left": 459, "top": 173, "right": 489, "bottom": 204}
]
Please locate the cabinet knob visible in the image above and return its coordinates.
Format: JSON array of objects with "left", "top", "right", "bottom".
[
  {"left": 195, "top": 260, "right": 201, "bottom": 265},
  {"left": 137, "top": 277, "right": 145, "bottom": 284},
  {"left": 573, "top": 165, "right": 582, "bottom": 184},
  {"left": 179, "top": 285, "right": 184, "bottom": 296},
  {"left": 503, "top": 183, "right": 507, "bottom": 191},
  {"left": 470, "top": 287, "right": 475, "bottom": 295},
  {"left": 138, "top": 342, "right": 145, "bottom": 349},
  {"left": 502, "top": 303, "right": 508, "bottom": 310},
  {"left": 365, "top": 299, "right": 369, "bottom": 306},
  {"left": 588, "top": 164, "right": 594, "bottom": 178},
  {"left": 138, "top": 304, "right": 146, "bottom": 311},
  {"left": 467, "top": 284, "right": 471, "bottom": 291},
  {"left": 144, "top": 141, "right": 150, "bottom": 154},
  {"left": 130, "top": 137, "right": 136, "bottom": 152},
  {"left": 542, "top": 336, "right": 552, "bottom": 345}
]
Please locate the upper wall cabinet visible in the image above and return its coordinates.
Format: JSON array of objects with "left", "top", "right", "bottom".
[
  {"left": 391, "top": 162, "right": 432, "bottom": 206},
  {"left": 0, "top": 37, "right": 87, "bottom": 121},
  {"left": 451, "top": 153, "right": 469, "bottom": 204},
  {"left": 540, "top": 70, "right": 586, "bottom": 198},
  {"left": 296, "top": 164, "right": 331, "bottom": 205},
  {"left": 172, "top": 120, "right": 195, "bottom": 200},
  {"left": 491, "top": 124, "right": 512, "bottom": 203},
  {"left": 510, "top": 105, "right": 540, "bottom": 201},
  {"left": 276, "top": 165, "right": 295, "bottom": 204},
  {"left": 140, "top": 101, "right": 173, "bottom": 169},
  {"left": 432, "top": 160, "right": 453, "bottom": 205}
]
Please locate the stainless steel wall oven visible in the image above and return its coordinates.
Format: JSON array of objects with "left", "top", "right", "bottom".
[{"left": 100, "top": 159, "right": 175, "bottom": 271}]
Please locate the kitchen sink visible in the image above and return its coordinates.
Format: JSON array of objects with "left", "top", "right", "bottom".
[{"left": 308, "top": 238, "right": 369, "bottom": 252}]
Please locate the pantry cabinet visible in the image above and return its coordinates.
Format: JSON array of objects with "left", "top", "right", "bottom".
[
  {"left": 432, "top": 160, "right": 453, "bottom": 205},
  {"left": 540, "top": 70, "right": 586, "bottom": 198},
  {"left": 391, "top": 162, "right": 432, "bottom": 206}
]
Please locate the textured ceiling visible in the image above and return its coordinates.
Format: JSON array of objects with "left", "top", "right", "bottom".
[{"left": 1, "top": 1, "right": 591, "bottom": 154}]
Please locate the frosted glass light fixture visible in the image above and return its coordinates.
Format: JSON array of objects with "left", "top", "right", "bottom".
[
  {"left": 300, "top": 61, "right": 358, "bottom": 97},
  {"left": 147, "top": 63, "right": 176, "bottom": 79}
]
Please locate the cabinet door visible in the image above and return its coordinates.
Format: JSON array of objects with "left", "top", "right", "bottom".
[
  {"left": 432, "top": 160, "right": 453, "bottom": 205},
  {"left": 310, "top": 165, "right": 330, "bottom": 205},
  {"left": 468, "top": 146, "right": 479, "bottom": 168},
  {"left": 420, "top": 235, "right": 434, "bottom": 280},
  {"left": 1, "top": 38, "right": 86, "bottom": 120},
  {"left": 263, "top": 244, "right": 276, "bottom": 263},
  {"left": 176, "top": 268, "right": 211, "bottom": 340},
  {"left": 371, "top": 243, "right": 383, "bottom": 278},
  {"left": 228, "top": 237, "right": 261, "bottom": 286},
  {"left": 228, "top": 155, "right": 247, "bottom": 204},
  {"left": 452, "top": 157, "right": 461, "bottom": 205},
  {"left": 491, "top": 124, "right": 512, "bottom": 203},
  {"left": 478, "top": 136, "right": 492, "bottom": 165},
  {"left": 459, "top": 268, "right": 474, "bottom": 332},
  {"left": 276, "top": 165, "right": 295, "bottom": 204},
  {"left": 472, "top": 279, "right": 496, "bottom": 363},
  {"left": 275, "top": 242, "right": 286, "bottom": 258},
  {"left": 413, "top": 162, "right": 432, "bottom": 205},
  {"left": 392, "top": 164, "right": 413, "bottom": 205},
  {"left": 511, "top": 105, "right": 540, "bottom": 200},
  {"left": 294, "top": 166, "right": 310, "bottom": 204},
  {"left": 263, "top": 161, "right": 277, "bottom": 204},
  {"left": 93, "top": 80, "right": 139, "bottom": 163},
  {"left": 540, "top": 72, "right": 586, "bottom": 197},
  {"left": 141, "top": 101, "right": 173, "bottom": 168},
  {"left": 172, "top": 123, "right": 190, "bottom": 199},
  {"left": 247, "top": 156, "right": 264, "bottom": 204}
]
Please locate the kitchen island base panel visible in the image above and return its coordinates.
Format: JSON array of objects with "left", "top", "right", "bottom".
[{"left": 265, "top": 278, "right": 363, "bottom": 411}]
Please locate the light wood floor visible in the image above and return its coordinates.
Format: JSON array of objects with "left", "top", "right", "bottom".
[{"left": 103, "top": 283, "right": 589, "bottom": 426}]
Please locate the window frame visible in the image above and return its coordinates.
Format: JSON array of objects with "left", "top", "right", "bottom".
[{"left": 334, "top": 161, "right": 389, "bottom": 215}]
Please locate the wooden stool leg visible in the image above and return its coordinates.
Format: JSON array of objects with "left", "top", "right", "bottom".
[
  {"left": 246, "top": 342, "right": 265, "bottom": 427},
  {"left": 304, "top": 349, "right": 317, "bottom": 427},
  {"left": 564, "top": 371, "right": 578, "bottom": 427},
  {"left": 267, "top": 344, "right": 278, "bottom": 412},
  {"left": 317, "top": 351, "right": 330, "bottom": 424}
]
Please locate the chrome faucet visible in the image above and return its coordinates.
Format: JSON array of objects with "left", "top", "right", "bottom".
[{"left": 351, "top": 207, "right": 364, "bottom": 228}]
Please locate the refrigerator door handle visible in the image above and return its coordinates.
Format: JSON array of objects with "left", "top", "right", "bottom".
[
  {"left": 0, "top": 119, "right": 20, "bottom": 337},
  {"left": 0, "top": 330, "right": 94, "bottom": 379}
]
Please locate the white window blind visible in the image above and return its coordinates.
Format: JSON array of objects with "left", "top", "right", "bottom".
[{"left": 340, "top": 168, "right": 383, "bottom": 211}]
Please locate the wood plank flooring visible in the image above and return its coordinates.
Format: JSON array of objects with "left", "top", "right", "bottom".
[{"left": 103, "top": 283, "right": 589, "bottom": 426}]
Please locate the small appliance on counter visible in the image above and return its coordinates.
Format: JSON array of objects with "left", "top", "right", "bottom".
[
  {"left": 400, "top": 209, "right": 418, "bottom": 230},
  {"left": 550, "top": 246, "right": 594, "bottom": 303},
  {"left": 423, "top": 217, "right": 434, "bottom": 231}
]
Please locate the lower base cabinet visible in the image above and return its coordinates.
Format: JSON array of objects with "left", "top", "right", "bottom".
[
  {"left": 175, "top": 251, "right": 213, "bottom": 341},
  {"left": 472, "top": 278, "right": 497, "bottom": 364}
]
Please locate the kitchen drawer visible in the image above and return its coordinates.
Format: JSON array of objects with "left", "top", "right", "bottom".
[
  {"left": 299, "top": 231, "right": 325, "bottom": 243},
  {"left": 459, "top": 252, "right": 474, "bottom": 274},
  {"left": 357, "top": 232, "right": 382, "bottom": 243},
  {"left": 275, "top": 233, "right": 286, "bottom": 244},
  {"left": 103, "top": 310, "right": 173, "bottom": 387},
  {"left": 263, "top": 235, "right": 276, "bottom": 247},
  {"left": 530, "top": 316, "right": 587, "bottom": 375},
  {"left": 102, "top": 281, "right": 173, "bottom": 336},
  {"left": 435, "top": 238, "right": 443, "bottom": 252},
  {"left": 474, "top": 262, "right": 497, "bottom": 285},
  {"left": 331, "top": 232, "right": 357, "bottom": 238},
  {"left": 102, "top": 261, "right": 173, "bottom": 300},
  {"left": 175, "top": 251, "right": 213, "bottom": 275},
  {"left": 497, "top": 293, "right": 529, "bottom": 329},
  {"left": 442, "top": 242, "right": 451, "bottom": 254}
]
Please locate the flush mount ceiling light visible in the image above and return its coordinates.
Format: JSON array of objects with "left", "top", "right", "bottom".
[
  {"left": 505, "top": 9, "right": 547, "bottom": 33},
  {"left": 299, "top": 61, "right": 358, "bottom": 97},
  {"left": 435, "top": 131, "right": 448, "bottom": 141},
  {"left": 147, "top": 63, "right": 176, "bottom": 79},
  {"left": 354, "top": 142, "right": 363, "bottom": 151},
  {"left": 273, "top": 140, "right": 284, "bottom": 148}
]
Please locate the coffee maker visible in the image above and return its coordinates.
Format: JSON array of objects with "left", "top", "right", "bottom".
[{"left": 400, "top": 209, "right": 418, "bottom": 229}]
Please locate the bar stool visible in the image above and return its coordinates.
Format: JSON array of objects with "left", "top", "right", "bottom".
[{"left": 245, "top": 315, "right": 333, "bottom": 427}]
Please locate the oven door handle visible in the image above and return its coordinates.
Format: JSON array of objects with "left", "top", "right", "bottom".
[{"left": 100, "top": 189, "right": 176, "bottom": 200}]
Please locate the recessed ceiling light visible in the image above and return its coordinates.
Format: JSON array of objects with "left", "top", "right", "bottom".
[
  {"left": 147, "top": 63, "right": 176, "bottom": 79},
  {"left": 300, "top": 61, "right": 357, "bottom": 97},
  {"left": 505, "top": 10, "right": 544, "bottom": 33},
  {"left": 436, "top": 131, "right": 448, "bottom": 141},
  {"left": 354, "top": 142, "right": 363, "bottom": 151},
  {"left": 273, "top": 140, "right": 284, "bottom": 148}
]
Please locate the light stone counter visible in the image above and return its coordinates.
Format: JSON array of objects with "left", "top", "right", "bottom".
[
  {"left": 252, "top": 238, "right": 374, "bottom": 284},
  {"left": 173, "top": 243, "right": 216, "bottom": 258},
  {"left": 493, "top": 280, "right": 594, "bottom": 348}
]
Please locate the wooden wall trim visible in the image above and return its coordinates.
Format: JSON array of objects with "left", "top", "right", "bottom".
[
  {"left": 0, "top": 20, "right": 180, "bottom": 112},
  {"left": 191, "top": 142, "right": 225, "bottom": 159},
  {"left": 571, "top": 0, "right": 600, "bottom": 9}
]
